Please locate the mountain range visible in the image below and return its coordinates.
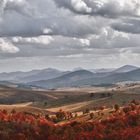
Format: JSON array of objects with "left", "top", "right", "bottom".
[{"left": 0, "top": 65, "right": 140, "bottom": 89}]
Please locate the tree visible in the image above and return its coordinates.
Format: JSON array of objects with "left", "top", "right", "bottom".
[
  {"left": 114, "top": 104, "right": 120, "bottom": 112},
  {"left": 44, "top": 101, "right": 48, "bottom": 106},
  {"left": 90, "top": 93, "right": 95, "bottom": 98}
]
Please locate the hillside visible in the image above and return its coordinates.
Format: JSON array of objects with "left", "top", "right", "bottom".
[
  {"left": 29, "top": 70, "right": 95, "bottom": 89},
  {"left": 19, "top": 69, "right": 68, "bottom": 83},
  {"left": 0, "top": 85, "right": 59, "bottom": 104},
  {"left": 47, "top": 86, "right": 140, "bottom": 112},
  {"left": 28, "top": 68, "right": 140, "bottom": 89},
  {"left": 70, "top": 68, "right": 140, "bottom": 87},
  {"left": 0, "top": 68, "right": 67, "bottom": 83},
  {"left": 112, "top": 65, "right": 139, "bottom": 73},
  {"left": 0, "top": 65, "right": 140, "bottom": 89}
]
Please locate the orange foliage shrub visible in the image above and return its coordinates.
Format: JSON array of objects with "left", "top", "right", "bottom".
[{"left": 0, "top": 100, "right": 139, "bottom": 140}]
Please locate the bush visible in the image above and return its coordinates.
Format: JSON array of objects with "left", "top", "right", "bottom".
[{"left": 0, "top": 100, "right": 139, "bottom": 140}]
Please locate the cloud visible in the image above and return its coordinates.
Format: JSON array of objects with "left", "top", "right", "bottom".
[
  {"left": 0, "top": 0, "right": 107, "bottom": 38},
  {"left": 0, "top": 38, "right": 19, "bottom": 53},
  {"left": 71, "top": 0, "right": 92, "bottom": 13},
  {"left": 0, "top": 0, "right": 33, "bottom": 17},
  {"left": 12, "top": 36, "right": 54, "bottom": 45},
  {"left": 0, "top": 0, "right": 6, "bottom": 16},
  {"left": 0, "top": 12, "right": 103, "bottom": 37},
  {"left": 0, "top": 0, "right": 140, "bottom": 71},
  {"left": 54, "top": 0, "right": 140, "bottom": 18},
  {"left": 43, "top": 28, "right": 53, "bottom": 34},
  {"left": 111, "top": 19, "right": 140, "bottom": 34},
  {"left": 8, "top": 36, "right": 91, "bottom": 58},
  {"left": 0, "top": 12, "right": 47, "bottom": 37},
  {"left": 74, "top": 38, "right": 90, "bottom": 46}
]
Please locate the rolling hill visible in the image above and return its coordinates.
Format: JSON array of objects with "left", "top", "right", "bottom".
[
  {"left": 0, "top": 65, "right": 140, "bottom": 89},
  {"left": 19, "top": 68, "right": 69, "bottom": 83},
  {"left": 73, "top": 68, "right": 140, "bottom": 86},
  {"left": 29, "top": 70, "right": 95, "bottom": 89},
  {"left": 29, "top": 68, "right": 140, "bottom": 89},
  {"left": 112, "top": 65, "right": 139, "bottom": 73},
  {"left": 0, "top": 68, "right": 67, "bottom": 83}
]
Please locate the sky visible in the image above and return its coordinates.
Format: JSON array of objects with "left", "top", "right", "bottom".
[{"left": 0, "top": 0, "right": 140, "bottom": 72}]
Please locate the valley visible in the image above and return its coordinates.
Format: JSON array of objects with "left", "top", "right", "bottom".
[{"left": 0, "top": 83, "right": 140, "bottom": 114}]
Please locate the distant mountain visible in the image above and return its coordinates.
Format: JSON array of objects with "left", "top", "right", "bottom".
[
  {"left": 105, "top": 68, "right": 140, "bottom": 83},
  {"left": 29, "top": 70, "right": 94, "bottom": 89},
  {"left": 0, "top": 70, "right": 42, "bottom": 82},
  {"left": 0, "top": 68, "right": 67, "bottom": 83},
  {"left": 0, "top": 65, "right": 140, "bottom": 89},
  {"left": 73, "top": 67, "right": 84, "bottom": 71},
  {"left": 73, "top": 68, "right": 140, "bottom": 86},
  {"left": 89, "top": 65, "right": 139, "bottom": 74},
  {"left": 113, "top": 65, "right": 139, "bottom": 73},
  {"left": 29, "top": 68, "right": 140, "bottom": 89},
  {"left": 19, "top": 68, "right": 69, "bottom": 83},
  {"left": 89, "top": 68, "right": 115, "bottom": 73}
]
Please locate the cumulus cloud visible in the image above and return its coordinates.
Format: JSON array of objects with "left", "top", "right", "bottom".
[
  {"left": 71, "top": 0, "right": 92, "bottom": 13},
  {"left": 0, "top": 0, "right": 140, "bottom": 71},
  {"left": 54, "top": 0, "right": 140, "bottom": 18},
  {"left": 0, "top": 12, "right": 103, "bottom": 37},
  {"left": 74, "top": 38, "right": 90, "bottom": 46},
  {"left": 12, "top": 36, "right": 54, "bottom": 45},
  {"left": 43, "top": 28, "right": 53, "bottom": 34},
  {"left": 0, "top": 38, "right": 19, "bottom": 53},
  {"left": 0, "top": 0, "right": 108, "bottom": 38}
]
